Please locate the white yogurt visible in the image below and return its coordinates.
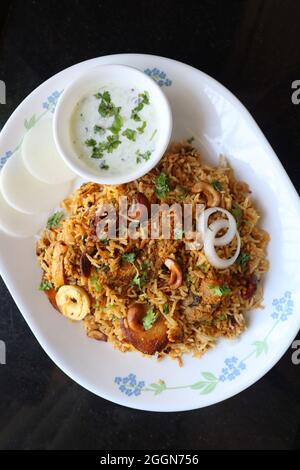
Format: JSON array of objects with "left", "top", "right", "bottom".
[{"left": 70, "top": 85, "right": 158, "bottom": 175}]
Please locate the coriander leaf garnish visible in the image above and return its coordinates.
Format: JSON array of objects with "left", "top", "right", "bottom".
[
  {"left": 186, "top": 274, "right": 192, "bottom": 286},
  {"left": 163, "top": 304, "right": 169, "bottom": 315},
  {"left": 103, "top": 303, "right": 113, "bottom": 312},
  {"left": 94, "top": 125, "right": 105, "bottom": 134},
  {"left": 47, "top": 211, "right": 64, "bottom": 229},
  {"left": 218, "top": 314, "right": 226, "bottom": 321},
  {"left": 150, "top": 129, "right": 157, "bottom": 141},
  {"left": 141, "top": 260, "right": 151, "bottom": 270},
  {"left": 143, "top": 151, "right": 151, "bottom": 160},
  {"left": 212, "top": 180, "right": 223, "bottom": 192},
  {"left": 100, "top": 163, "right": 109, "bottom": 170},
  {"left": 142, "top": 308, "right": 158, "bottom": 330},
  {"left": 155, "top": 171, "right": 170, "bottom": 199},
  {"left": 122, "top": 128, "right": 137, "bottom": 141},
  {"left": 209, "top": 285, "right": 232, "bottom": 296},
  {"left": 130, "top": 272, "right": 148, "bottom": 289},
  {"left": 90, "top": 134, "right": 120, "bottom": 159},
  {"left": 196, "top": 262, "right": 209, "bottom": 273},
  {"left": 236, "top": 252, "right": 250, "bottom": 267},
  {"left": 94, "top": 91, "right": 109, "bottom": 100},
  {"left": 106, "top": 134, "right": 121, "bottom": 153},
  {"left": 39, "top": 280, "right": 53, "bottom": 291},
  {"left": 102, "top": 91, "right": 111, "bottom": 101},
  {"left": 85, "top": 138, "right": 97, "bottom": 147},
  {"left": 122, "top": 252, "right": 136, "bottom": 264},
  {"left": 91, "top": 275, "right": 103, "bottom": 292},
  {"left": 98, "top": 100, "right": 115, "bottom": 118},
  {"left": 130, "top": 91, "right": 150, "bottom": 122},
  {"left": 91, "top": 146, "right": 104, "bottom": 159},
  {"left": 187, "top": 136, "right": 195, "bottom": 144},
  {"left": 109, "top": 113, "right": 124, "bottom": 135},
  {"left": 139, "top": 91, "right": 150, "bottom": 105},
  {"left": 136, "top": 149, "right": 151, "bottom": 164},
  {"left": 231, "top": 202, "right": 243, "bottom": 227},
  {"left": 131, "top": 110, "right": 142, "bottom": 122},
  {"left": 97, "top": 91, "right": 118, "bottom": 118},
  {"left": 90, "top": 140, "right": 108, "bottom": 159},
  {"left": 137, "top": 121, "right": 147, "bottom": 134}
]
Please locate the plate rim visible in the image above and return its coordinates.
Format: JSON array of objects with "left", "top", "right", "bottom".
[{"left": 1, "top": 53, "right": 300, "bottom": 412}]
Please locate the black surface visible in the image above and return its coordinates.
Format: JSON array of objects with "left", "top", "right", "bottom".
[{"left": 0, "top": 0, "right": 300, "bottom": 450}]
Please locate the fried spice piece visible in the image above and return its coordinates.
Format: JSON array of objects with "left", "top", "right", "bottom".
[{"left": 121, "top": 304, "right": 168, "bottom": 355}]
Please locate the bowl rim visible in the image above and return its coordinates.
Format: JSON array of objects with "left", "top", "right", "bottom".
[{"left": 53, "top": 63, "right": 173, "bottom": 185}]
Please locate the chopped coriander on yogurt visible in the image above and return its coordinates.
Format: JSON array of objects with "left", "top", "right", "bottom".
[
  {"left": 136, "top": 149, "right": 152, "bottom": 164},
  {"left": 71, "top": 86, "right": 158, "bottom": 175}
]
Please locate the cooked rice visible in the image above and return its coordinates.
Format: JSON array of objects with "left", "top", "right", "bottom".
[{"left": 36, "top": 143, "right": 269, "bottom": 365}]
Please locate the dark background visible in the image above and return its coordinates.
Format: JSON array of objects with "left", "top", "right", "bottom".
[{"left": 0, "top": 0, "right": 300, "bottom": 450}]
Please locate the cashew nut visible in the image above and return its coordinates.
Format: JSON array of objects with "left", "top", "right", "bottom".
[
  {"left": 192, "top": 181, "right": 220, "bottom": 207},
  {"left": 164, "top": 258, "right": 183, "bottom": 289},
  {"left": 127, "top": 303, "right": 146, "bottom": 333}
]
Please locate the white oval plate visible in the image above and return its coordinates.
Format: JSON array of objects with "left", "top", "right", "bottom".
[{"left": 1, "top": 54, "right": 300, "bottom": 412}]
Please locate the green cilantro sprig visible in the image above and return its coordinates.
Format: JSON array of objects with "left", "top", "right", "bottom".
[
  {"left": 163, "top": 304, "right": 169, "bottom": 315},
  {"left": 137, "top": 121, "right": 147, "bottom": 134},
  {"left": 106, "top": 135, "right": 121, "bottom": 153},
  {"left": 94, "top": 125, "right": 105, "bottom": 134},
  {"left": 212, "top": 180, "right": 223, "bottom": 192},
  {"left": 122, "top": 128, "right": 136, "bottom": 141},
  {"left": 91, "top": 275, "right": 103, "bottom": 292},
  {"left": 136, "top": 150, "right": 151, "bottom": 164},
  {"left": 209, "top": 285, "right": 232, "bottom": 296},
  {"left": 103, "top": 303, "right": 114, "bottom": 313},
  {"left": 95, "top": 91, "right": 119, "bottom": 118},
  {"left": 39, "top": 280, "right": 54, "bottom": 291},
  {"left": 236, "top": 252, "right": 250, "bottom": 267},
  {"left": 142, "top": 308, "right": 158, "bottom": 330},
  {"left": 155, "top": 172, "right": 170, "bottom": 199},
  {"left": 109, "top": 113, "right": 123, "bottom": 135},
  {"left": 231, "top": 202, "right": 243, "bottom": 227},
  {"left": 196, "top": 263, "right": 209, "bottom": 273},
  {"left": 122, "top": 252, "right": 136, "bottom": 264},
  {"left": 47, "top": 211, "right": 64, "bottom": 229},
  {"left": 130, "top": 272, "right": 148, "bottom": 290},
  {"left": 150, "top": 129, "right": 157, "bottom": 141},
  {"left": 130, "top": 91, "right": 150, "bottom": 122}
]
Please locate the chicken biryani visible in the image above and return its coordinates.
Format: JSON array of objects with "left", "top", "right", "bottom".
[{"left": 36, "top": 143, "right": 269, "bottom": 364}]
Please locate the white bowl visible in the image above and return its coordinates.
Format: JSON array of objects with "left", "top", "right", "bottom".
[{"left": 53, "top": 64, "right": 172, "bottom": 184}]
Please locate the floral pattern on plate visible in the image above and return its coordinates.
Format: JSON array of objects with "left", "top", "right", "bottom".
[{"left": 114, "top": 291, "right": 293, "bottom": 397}]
